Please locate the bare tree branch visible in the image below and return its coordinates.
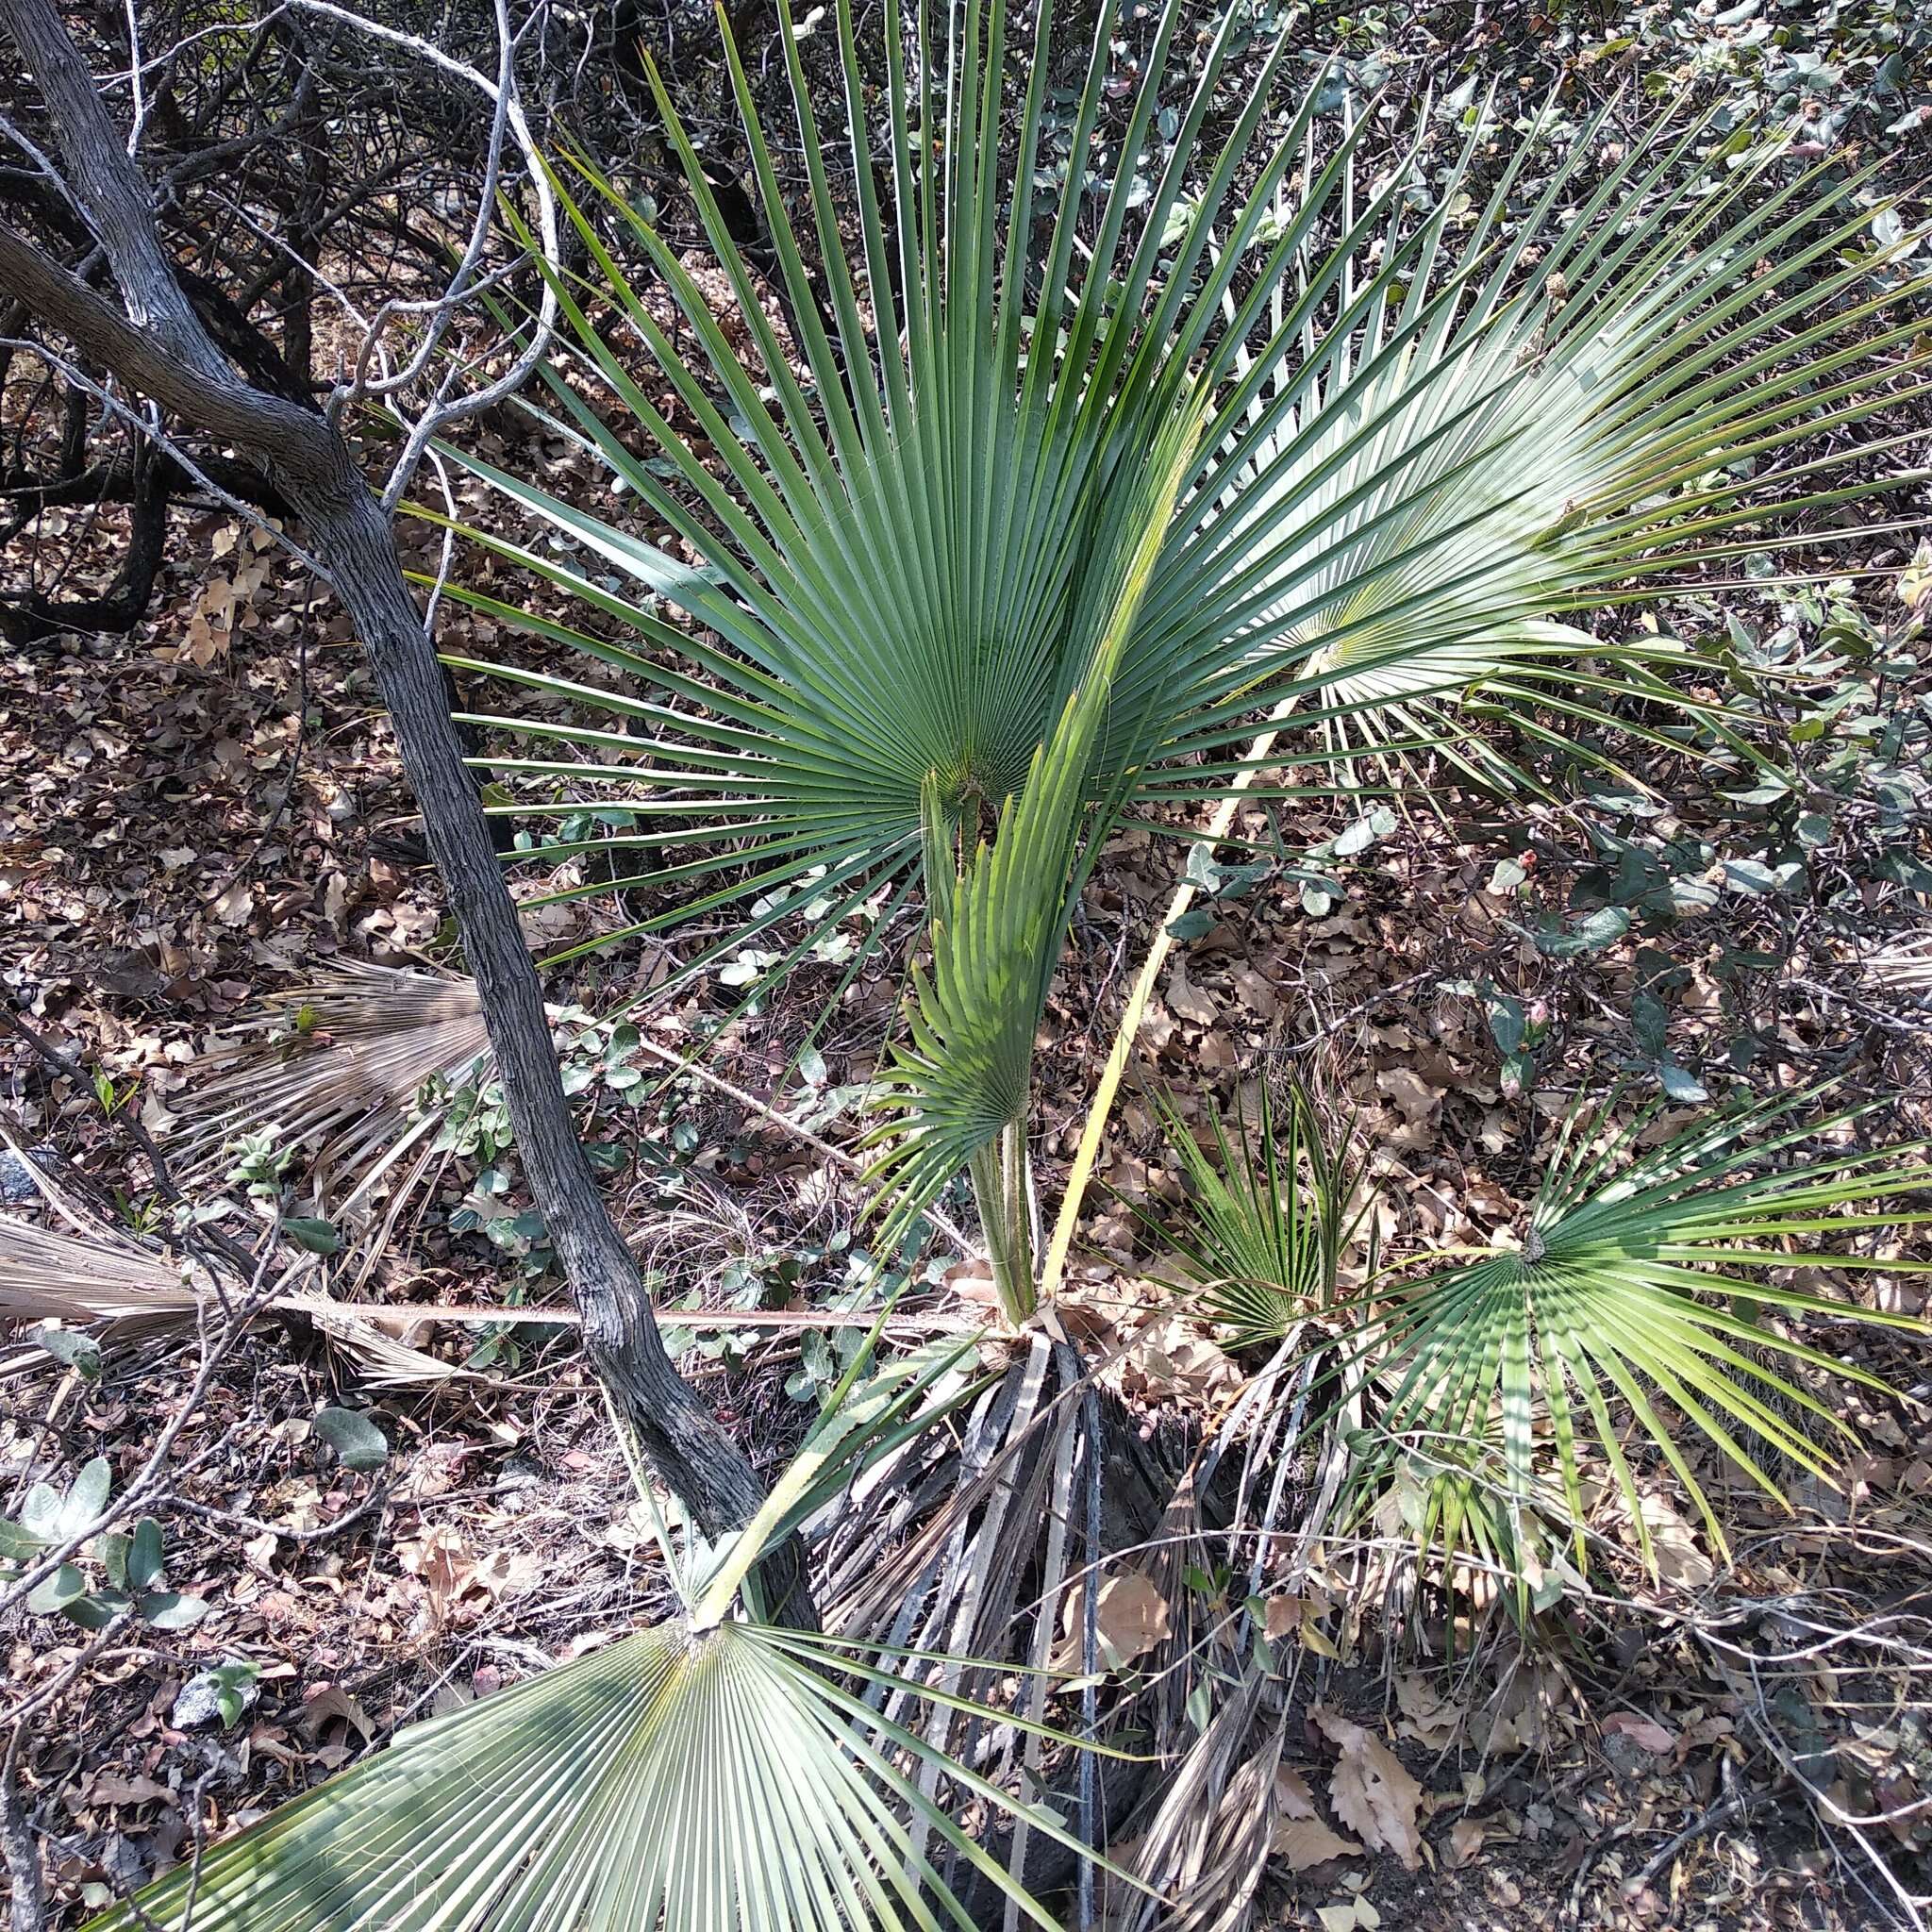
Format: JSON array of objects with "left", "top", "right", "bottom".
[{"left": 0, "top": 0, "right": 803, "bottom": 1605}]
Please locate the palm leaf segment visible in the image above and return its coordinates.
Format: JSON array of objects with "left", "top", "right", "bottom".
[
  {"left": 82, "top": 1344, "right": 1131, "bottom": 1932},
  {"left": 442, "top": 0, "right": 1311, "bottom": 984},
  {"left": 1151, "top": 108, "right": 1932, "bottom": 796},
  {"left": 1370, "top": 1091, "right": 1932, "bottom": 1573}
]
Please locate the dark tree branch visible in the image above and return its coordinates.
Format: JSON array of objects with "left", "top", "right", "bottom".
[{"left": 0, "top": 0, "right": 807, "bottom": 1612}]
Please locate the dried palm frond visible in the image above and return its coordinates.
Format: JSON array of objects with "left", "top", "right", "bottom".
[
  {"left": 0, "top": 1210, "right": 477, "bottom": 1388},
  {"left": 1868, "top": 935, "right": 1932, "bottom": 993},
  {"left": 175, "top": 961, "right": 494, "bottom": 1247},
  {"left": 0, "top": 1214, "right": 193, "bottom": 1330}
]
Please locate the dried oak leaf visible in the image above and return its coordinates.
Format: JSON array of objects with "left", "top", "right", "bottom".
[
  {"left": 1273, "top": 1817, "right": 1365, "bottom": 1871},
  {"left": 1314, "top": 1707, "right": 1424, "bottom": 1871},
  {"left": 1051, "top": 1569, "right": 1170, "bottom": 1674}
]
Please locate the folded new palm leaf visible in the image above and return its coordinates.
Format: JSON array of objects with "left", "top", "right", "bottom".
[
  {"left": 81, "top": 1343, "right": 1141, "bottom": 1932},
  {"left": 858, "top": 396, "right": 1208, "bottom": 1303},
  {"left": 1367, "top": 1090, "right": 1932, "bottom": 1576}
]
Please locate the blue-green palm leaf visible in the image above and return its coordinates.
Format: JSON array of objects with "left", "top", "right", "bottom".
[
  {"left": 1370, "top": 1090, "right": 1932, "bottom": 1573},
  {"left": 431, "top": 0, "right": 1927, "bottom": 1240}
]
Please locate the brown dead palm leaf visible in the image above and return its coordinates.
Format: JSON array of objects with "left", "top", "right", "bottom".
[
  {"left": 0, "top": 1213, "right": 195, "bottom": 1330},
  {"left": 0, "top": 1205, "right": 480, "bottom": 1389},
  {"left": 1869, "top": 936, "right": 1932, "bottom": 993},
  {"left": 175, "top": 961, "right": 494, "bottom": 1252}
]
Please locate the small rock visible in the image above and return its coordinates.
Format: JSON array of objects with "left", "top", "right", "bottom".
[
  {"left": 172, "top": 1666, "right": 258, "bottom": 1731},
  {"left": 0, "top": 1147, "right": 52, "bottom": 1206}
]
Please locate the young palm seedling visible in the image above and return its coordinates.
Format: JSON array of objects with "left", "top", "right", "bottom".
[
  {"left": 1151, "top": 1077, "right": 1372, "bottom": 1346},
  {"left": 1366, "top": 1089, "right": 1932, "bottom": 1579},
  {"left": 439, "top": 0, "right": 1929, "bottom": 1320}
]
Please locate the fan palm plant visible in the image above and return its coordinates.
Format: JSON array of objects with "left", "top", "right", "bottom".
[
  {"left": 437, "top": 0, "right": 1928, "bottom": 1321},
  {"left": 81, "top": 1341, "right": 1141, "bottom": 1931},
  {"left": 1367, "top": 1090, "right": 1932, "bottom": 1577},
  {"left": 1148, "top": 1079, "right": 1371, "bottom": 1347}
]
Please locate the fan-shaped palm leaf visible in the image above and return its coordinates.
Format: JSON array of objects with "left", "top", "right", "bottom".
[
  {"left": 81, "top": 1344, "right": 1136, "bottom": 1932},
  {"left": 439, "top": 0, "right": 1315, "bottom": 990},
  {"left": 177, "top": 962, "right": 493, "bottom": 1230},
  {"left": 1370, "top": 1090, "right": 1932, "bottom": 1574},
  {"left": 438, "top": 0, "right": 1926, "bottom": 1281},
  {"left": 1150, "top": 1079, "right": 1371, "bottom": 1347}
]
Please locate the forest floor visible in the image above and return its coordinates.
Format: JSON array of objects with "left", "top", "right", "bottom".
[{"left": 5, "top": 413, "right": 1930, "bottom": 1927}]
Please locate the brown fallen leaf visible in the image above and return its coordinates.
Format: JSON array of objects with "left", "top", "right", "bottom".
[
  {"left": 1445, "top": 1817, "right": 1488, "bottom": 1869},
  {"left": 1374, "top": 1065, "right": 1440, "bottom": 1125},
  {"left": 83, "top": 1771, "right": 173, "bottom": 1808},
  {"left": 1602, "top": 1709, "right": 1675, "bottom": 1755},
  {"left": 1393, "top": 1671, "right": 1465, "bottom": 1750},
  {"left": 1274, "top": 1765, "right": 1319, "bottom": 1821},
  {"left": 1051, "top": 1569, "right": 1170, "bottom": 1673},
  {"left": 299, "top": 1682, "right": 374, "bottom": 1743},
  {"left": 1315, "top": 1707, "right": 1425, "bottom": 1872},
  {"left": 1165, "top": 955, "right": 1219, "bottom": 1026},
  {"left": 1273, "top": 1816, "right": 1364, "bottom": 1871},
  {"left": 1317, "top": 1898, "right": 1381, "bottom": 1932},
  {"left": 1638, "top": 1492, "right": 1714, "bottom": 1588}
]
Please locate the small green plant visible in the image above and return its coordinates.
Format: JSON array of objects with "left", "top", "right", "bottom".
[
  {"left": 2, "top": 1458, "right": 208, "bottom": 1633},
  {"left": 224, "top": 1127, "right": 292, "bottom": 1204},
  {"left": 178, "top": 1659, "right": 262, "bottom": 1729},
  {"left": 1153, "top": 1079, "right": 1373, "bottom": 1346}
]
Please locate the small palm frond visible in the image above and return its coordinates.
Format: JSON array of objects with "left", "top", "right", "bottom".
[
  {"left": 1341, "top": 1414, "right": 1573, "bottom": 1641},
  {"left": 83, "top": 1619, "right": 1109, "bottom": 1932},
  {"left": 176, "top": 962, "right": 492, "bottom": 1223},
  {"left": 1370, "top": 1089, "right": 1932, "bottom": 1572},
  {"left": 1152, "top": 1080, "right": 1370, "bottom": 1346},
  {"left": 82, "top": 1349, "right": 1134, "bottom": 1932}
]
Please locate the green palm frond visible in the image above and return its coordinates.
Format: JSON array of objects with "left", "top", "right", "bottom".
[
  {"left": 1139, "top": 107, "right": 1931, "bottom": 796},
  {"left": 432, "top": 0, "right": 1324, "bottom": 995},
  {"left": 859, "top": 397, "right": 1207, "bottom": 1277},
  {"left": 1370, "top": 1089, "right": 1932, "bottom": 1574},
  {"left": 432, "top": 0, "right": 1926, "bottom": 1265},
  {"left": 80, "top": 1618, "right": 1099, "bottom": 1932},
  {"left": 83, "top": 1344, "right": 1136, "bottom": 1932},
  {"left": 1152, "top": 1079, "right": 1371, "bottom": 1346}
]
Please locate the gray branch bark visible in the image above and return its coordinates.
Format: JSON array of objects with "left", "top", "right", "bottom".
[{"left": 0, "top": 0, "right": 800, "bottom": 1585}]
